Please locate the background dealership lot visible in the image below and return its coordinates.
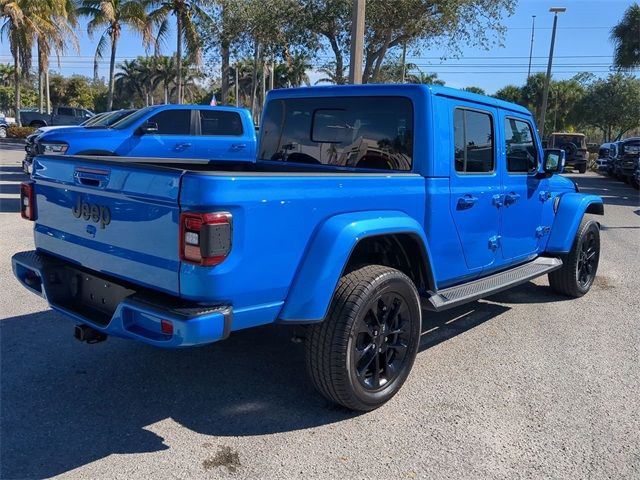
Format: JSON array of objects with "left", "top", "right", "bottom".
[{"left": 1, "top": 145, "right": 638, "bottom": 479}]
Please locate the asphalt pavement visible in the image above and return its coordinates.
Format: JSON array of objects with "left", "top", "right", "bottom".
[{"left": 1, "top": 146, "right": 638, "bottom": 479}]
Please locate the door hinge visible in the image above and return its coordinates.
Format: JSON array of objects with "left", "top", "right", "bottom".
[
  {"left": 539, "top": 191, "right": 552, "bottom": 202},
  {"left": 536, "top": 226, "right": 551, "bottom": 238},
  {"left": 488, "top": 235, "right": 501, "bottom": 250}
]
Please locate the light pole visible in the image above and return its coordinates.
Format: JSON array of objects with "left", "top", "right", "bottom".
[
  {"left": 348, "top": 0, "right": 365, "bottom": 84},
  {"left": 527, "top": 15, "right": 536, "bottom": 79},
  {"left": 539, "top": 7, "right": 566, "bottom": 139}
]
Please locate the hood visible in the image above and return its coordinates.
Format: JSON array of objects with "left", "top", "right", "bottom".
[
  {"left": 548, "top": 174, "right": 579, "bottom": 193},
  {"left": 36, "top": 125, "right": 79, "bottom": 135},
  {"left": 38, "top": 126, "right": 115, "bottom": 142}
]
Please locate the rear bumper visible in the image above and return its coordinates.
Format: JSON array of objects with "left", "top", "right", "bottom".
[
  {"left": 565, "top": 157, "right": 587, "bottom": 166},
  {"left": 12, "top": 250, "right": 232, "bottom": 348}
]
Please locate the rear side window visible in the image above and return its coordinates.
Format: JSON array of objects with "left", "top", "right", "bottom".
[
  {"left": 259, "top": 96, "right": 413, "bottom": 171},
  {"left": 147, "top": 109, "right": 191, "bottom": 135},
  {"left": 454, "top": 108, "right": 494, "bottom": 173},
  {"left": 504, "top": 118, "right": 538, "bottom": 173},
  {"left": 200, "top": 110, "right": 243, "bottom": 136},
  {"left": 57, "top": 107, "right": 73, "bottom": 116}
]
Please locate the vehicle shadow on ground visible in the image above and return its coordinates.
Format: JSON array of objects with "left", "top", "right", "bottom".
[
  {"left": 0, "top": 165, "right": 28, "bottom": 213},
  {"left": 0, "top": 282, "right": 557, "bottom": 479},
  {"left": 566, "top": 173, "right": 640, "bottom": 208}
]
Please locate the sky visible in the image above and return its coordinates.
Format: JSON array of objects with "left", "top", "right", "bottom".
[{"left": 0, "top": 0, "right": 637, "bottom": 95}]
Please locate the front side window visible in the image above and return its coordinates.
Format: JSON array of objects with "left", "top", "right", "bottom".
[
  {"left": 454, "top": 108, "right": 494, "bottom": 173},
  {"left": 259, "top": 96, "right": 413, "bottom": 171},
  {"left": 504, "top": 118, "right": 538, "bottom": 173},
  {"left": 147, "top": 109, "right": 191, "bottom": 135},
  {"left": 200, "top": 110, "right": 243, "bottom": 136}
]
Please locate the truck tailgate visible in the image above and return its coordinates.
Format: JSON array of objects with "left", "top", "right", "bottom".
[{"left": 32, "top": 156, "right": 182, "bottom": 295}]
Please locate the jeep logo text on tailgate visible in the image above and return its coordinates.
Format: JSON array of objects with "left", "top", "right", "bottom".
[{"left": 72, "top": 196, "right": 111, "bottom": 229}]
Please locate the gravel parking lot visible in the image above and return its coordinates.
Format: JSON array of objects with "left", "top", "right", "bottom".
[{"left": 1, "top": 145, "right": 639, "bottom": 479}]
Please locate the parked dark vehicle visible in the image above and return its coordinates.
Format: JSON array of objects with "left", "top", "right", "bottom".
[
  {"left": 20, "top": 106, "right": 94, "bottom": 128},
  {"left": 633, "top": 164, "right": 640, "bottom": 190},
  {"left": 596, "top": 142, "right": 618, "bottom": 175},
  {"left": 612, "top": 137, "right": 640, "bottom": 184},
  {"left": 23, "top": 109, "right": 135, "bottom": 174},
  {"left": 548, "top": 132, "right": 588, "bottom": 173},
  {"left": 0, "top": 113, "right": 8, "bottom": 138}
]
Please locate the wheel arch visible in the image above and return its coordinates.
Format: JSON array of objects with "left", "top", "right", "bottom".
[
  {"left": 545, "top": 193, "right": 604, "bottom": 253},
  {"left": 278, "top": 210, "right": 435, "bottom": 324}
]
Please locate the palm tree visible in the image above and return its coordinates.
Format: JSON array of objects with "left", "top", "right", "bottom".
[
  {"left": 152, "top": 55, "right": 176, "bottom": 104},
  {"left": 78, "top": 0, "right": 154, "bottom": 110},
  {"left": 285, "top": 53, "right": 311, "bottom": 87},
  {"left": 315, "top": 61, "right": 348, "bottom": 85},
  {"left": 610, "top": 3, "right": 640, "bottom": 70},
  {"left": 35, "top": 0, "right": 79, "bottom": 114},
  {"left": 406, "top": 70, "right": 445, "bottom": 86},
  {"left": 1, "top": 0, "right": 63, "bottom": 124},
  {"left": 148, "top": 0, "right": 210, "bottom": 104},
  {"left": 0, "top": 63, "right": 14, "bottom": 87}
]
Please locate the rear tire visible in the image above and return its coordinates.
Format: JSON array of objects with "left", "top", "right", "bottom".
[
  {"left": 305, "top": 265, "right": 421, "bottom": 411},
  {"left": 548, "top": 219, "right": 600, "bottom": 297},
  {"left": 0, "top": 126, "right": 6, "bottom": 138}
]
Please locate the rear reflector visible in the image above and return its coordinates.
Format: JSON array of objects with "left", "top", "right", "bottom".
[
  {"left": 160, "top": 319, "right": 173, "bottom": 335},
  {"left": 20, "top": 181, "right": 36, "bottom": 220},
  {"left": 179, "top": 212, "right": 232, "bottom": 266}
]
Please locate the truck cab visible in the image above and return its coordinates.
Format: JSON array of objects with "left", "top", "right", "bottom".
[
  {"left": 34, "top": 104, "right": 256, "bottom": 162},
  {"left": 13, "top": 85, "right": 603, "bottom": 412}
]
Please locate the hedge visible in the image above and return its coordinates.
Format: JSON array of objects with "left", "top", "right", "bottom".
[{"left": 6, "top": 125, "right": 36, "bottom": 138}]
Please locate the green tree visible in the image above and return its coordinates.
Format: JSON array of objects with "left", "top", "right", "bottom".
[
  {"left": 152, "top": 55, "right": 177, "bottom": 104},
  {"left": 493, "top": 85, "right": 522, "bottom": 104},
  {"left": 1, "top": 0, "right": 60, "bottom": 124},
  {"left": 610, "top": 3, "right": 640, "bottom": 70},
  {"left": 149, "top": 0, "right": 211, "bottom": 104},
  {"left": 303, "top": 0, "right": 350, "bottom": 85},
  {"left": 78, "top": 0, "right": 154, "bottom": 110},
  {"left": 463, "top": 86, "right": 486, "bottom": 95},
  {"left": 406, "top": 69, "right": 444, "bottom": 85},
  {"left": 575, "top": 73, "right": 640, "bottom": 141},
  {"left": 35, "top": 0, "right": 79, "bottom": 114}
]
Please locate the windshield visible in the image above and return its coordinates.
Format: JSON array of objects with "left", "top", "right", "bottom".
[
  {"left": 259, "top": 96, "right": 414, "bottom": 171},
  {"left": 552, "top": 135, "right": 585, "bottom": 148},
  {"left": 81, "top": 112, "right": 108, "bottom": 126},
  {"left": 85, "top": 109, "right": 136, "bottom": 128},
  {"left": 110, "top": 106, "right": 157, "bottom": 130}
]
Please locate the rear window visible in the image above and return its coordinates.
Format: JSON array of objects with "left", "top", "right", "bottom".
[
  {"left": 200, "top": 110, "right": 243, "bottom": 136},
  {"left": 259, "top": 96, "right": 413, "bottom": 171},
  {"left": 551, "top": 135, "right": 585, "bottom": 148}
]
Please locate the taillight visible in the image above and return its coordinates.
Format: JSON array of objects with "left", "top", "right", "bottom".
[
  {"left": 20, "top": 181, "right": 36, "bottom": 220},
  {"left": 179, "top": 212, "right": 232, "bottom": 266}
]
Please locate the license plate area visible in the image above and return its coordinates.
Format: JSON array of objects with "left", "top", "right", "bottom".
[{"left": 45, "top": 265, "right": 136, "bottom": 326}]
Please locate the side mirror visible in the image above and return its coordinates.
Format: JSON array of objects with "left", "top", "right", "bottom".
[
  {"left": 139, "top": 122, "right": 159, "bottom": 135},
  {"left": 543, "top": 148, "right": 565, "bottom": 175}
]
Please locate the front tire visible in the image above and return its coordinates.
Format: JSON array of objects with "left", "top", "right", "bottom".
[
  {"left": 305, "top": 265, "right": 422, "bottom": 411},
  {"left": 578, "top": 163, "right": 587, "bottom": 174},
  {"left": 548, "top": 219, "right": 600, "bottom": 297}
]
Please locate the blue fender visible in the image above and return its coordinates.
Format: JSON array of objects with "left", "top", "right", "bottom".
[
  {"left": 279, "top": 210, "right": 432, "bottom": 323},
  {"left": 545, "top": 193, "right": 604, "bottom": 253}
]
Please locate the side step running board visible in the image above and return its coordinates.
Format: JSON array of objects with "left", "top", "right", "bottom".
[{"left": 424, "top": 256, "right": 563, "bottom": 311}]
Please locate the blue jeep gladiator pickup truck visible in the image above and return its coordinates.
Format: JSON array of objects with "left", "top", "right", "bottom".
[
  {"left": 34, "top": 104, "right": 256, "bottom": 162},
  {"left": 13, "top": 85, "right": 604, "bottom": 411}
]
